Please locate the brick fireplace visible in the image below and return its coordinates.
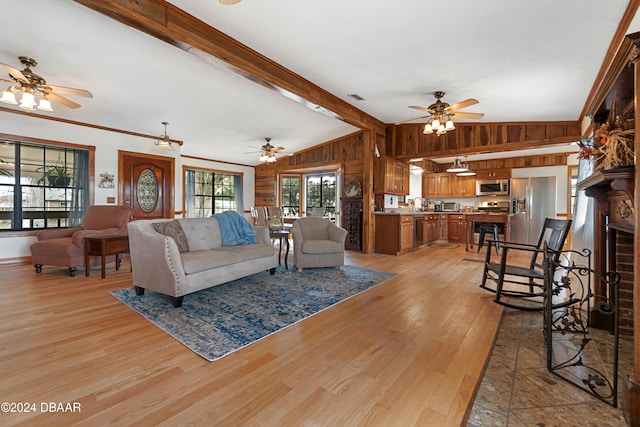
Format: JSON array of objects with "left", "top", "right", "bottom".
[{"left": 578, "top": 167, "right": 634, "bottom": 333}]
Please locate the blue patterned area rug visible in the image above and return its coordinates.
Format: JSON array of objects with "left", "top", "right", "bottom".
[{"left": 110, "top": 265, "right": 395, "bottom": 361}]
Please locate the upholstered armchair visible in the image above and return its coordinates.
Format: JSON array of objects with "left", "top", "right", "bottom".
[
  {"left": 291, "top": 217, "right": 347, "bottom": 272},
  {"left": 30, "top": 205, "right": 132, "bottom": 276}
]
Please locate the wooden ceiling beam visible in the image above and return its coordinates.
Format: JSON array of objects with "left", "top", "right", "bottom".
[{"left": 72, "top": 0, "right": 385, "bottom": 133}]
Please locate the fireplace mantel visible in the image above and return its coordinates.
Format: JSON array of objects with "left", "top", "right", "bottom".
[{"left": 578, "top": 166, "right": 635, "bottom": 234}]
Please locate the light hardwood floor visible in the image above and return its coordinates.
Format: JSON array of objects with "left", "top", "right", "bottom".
[{"left": 0, "top": 245, "right": 503, "bottom": 426}]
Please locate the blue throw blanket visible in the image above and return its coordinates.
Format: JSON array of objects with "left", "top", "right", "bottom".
[{"left": 212, "top": 211, "right": 257, "bottom": 246}]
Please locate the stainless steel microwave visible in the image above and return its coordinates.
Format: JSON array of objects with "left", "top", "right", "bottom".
[{"left": 476, "top": 179, "right": 510, "bottom": 196}]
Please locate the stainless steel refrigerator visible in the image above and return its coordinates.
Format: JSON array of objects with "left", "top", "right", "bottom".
[{"left": 510, "top": 177, "right": 556, "bottom": 244}]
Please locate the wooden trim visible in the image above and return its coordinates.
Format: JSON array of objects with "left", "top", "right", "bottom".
[
  {"left": 0, "top": 256, "right": 32, "bottom": 266},
  {"left": 0, "top": 230, "right": 38, "bottom": 238},
  {"left": 181, "top": 154, "right": 253, "bottom": 168},
  {"left": 72, "top": 0, "right": 385, "bottom": 134},
  {"left": 0, "top": 132, "right": 97, "bottom": 151},
  {"left": 0, "top": 107, "right": 183, "bottom": 145},
  {"left": 580, "top": 0, "right": 640, "bottom": 120}
]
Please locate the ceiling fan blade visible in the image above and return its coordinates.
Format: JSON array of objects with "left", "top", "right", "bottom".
[
  {"left": 47, "top": 92, "right": 81, "bottom": 109},
  {"left": 47, "top": 85, "right": 93, "bottom": 98},
  {"left": 395, "top": 115, "right": 429, "bottom": 125},
  {"left": 409, "top": 105, "right": 435, "bottom": 114},
  {"left": 0, "top": 63, "right": 28, "bottom": 83},
  {"left": 272, "top": 146, "right": 286, "bottom": 152},
  {"left": 446, "top": 98, "right": 479, "bottom": 111},
  {"left": 0, "top": 77, "right": 14, "bottom": 85},
  {"left": 450, "top": 111, "right": 484, "bottom": 120}
]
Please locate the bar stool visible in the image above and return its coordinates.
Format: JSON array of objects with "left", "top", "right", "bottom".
[{"left": 477, "top": 223, "right": 499, "bottom": 254}]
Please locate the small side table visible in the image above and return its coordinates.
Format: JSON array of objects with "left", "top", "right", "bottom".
[
  {"left": 269, "top": 230, "right": 290, "bottom": 269},
  {"left": 85, "top": 235, "right": 130, "bottom": 279}
]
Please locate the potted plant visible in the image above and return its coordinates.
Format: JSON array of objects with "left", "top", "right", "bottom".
[{"left": 37, "top": 164, "right": 72, "bottom": 187}]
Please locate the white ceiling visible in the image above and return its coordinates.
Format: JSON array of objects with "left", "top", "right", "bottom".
[{"left": 1, "top": 0, "right": 638, "bottom": 165}]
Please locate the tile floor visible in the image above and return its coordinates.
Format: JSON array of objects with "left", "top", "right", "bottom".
[{"left": 467, "top": 308, "right": 634, "bottom": 426}]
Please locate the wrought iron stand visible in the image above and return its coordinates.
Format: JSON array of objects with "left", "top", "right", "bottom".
[{"left": 543, "top": 246, "right": 620, "bottom": 407}]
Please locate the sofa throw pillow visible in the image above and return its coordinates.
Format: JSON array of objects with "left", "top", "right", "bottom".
[{"left": 152, "top": 220, "right": 190, "bottom": 253}]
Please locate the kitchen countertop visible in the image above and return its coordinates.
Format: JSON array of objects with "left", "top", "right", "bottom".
[{"left": 374, "top": 211, "right": 479, "bottom": 215}]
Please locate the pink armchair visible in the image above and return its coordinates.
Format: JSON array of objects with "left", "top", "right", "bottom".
[{"left": 30, "top": 205, "right": 132, "bottom": 276}]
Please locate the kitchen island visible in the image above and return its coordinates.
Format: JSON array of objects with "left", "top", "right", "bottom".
[
  {"left": 464, "top": 213, "right": 512, "bottom": 252},
  {"left": 374, "top": 211, "right": 468, "bottom": 254}
]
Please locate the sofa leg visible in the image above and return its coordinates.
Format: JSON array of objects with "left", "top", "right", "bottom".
[
  {"left": 297, "top": 266, "right": 302, "bottom": 272},
  {"left": 338, "top": 265, "right": 344, "bottom": 270},
  {"left": 35, "top": 264, "right": 42, "bottom": 273},
  {"left": 269, "top": 267, "right": 276, "bottom": 275},
  {"left": 172, "top": 296, "right": 184, "bottom": 308},
  {"left": 134, "top": 286, "right": 145, "bottom": 296},
  {"left": 68, "top": 267, "right": 76, "bottom": 277}
]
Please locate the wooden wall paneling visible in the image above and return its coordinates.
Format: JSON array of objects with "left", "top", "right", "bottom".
[
  {"left": 405, "top": 126, "right": 419, "bottom": 157},
  {"left": 354, "top": 133, "right": 364, "bottom": 161},
  {"left": 362, "top": 131, "right": 375, "bottom": 254},
  {"left": 506, "top": 125, "right": 523, "bottom": 143},
  {"left": 457, "top": 126, "right": 472, "bottom": 150},
  {"left": 254, "top": 168, "right": 278, "bottom": 207},
  {"left": 546, "top": 124, "right": 568, "bottom": 140},
  {"left": 525, "top": 124, "right": 545, "bottom": 141},
  {"left": 382, "top": 127, "right": 393, "bottom": 157},
  {"left": 492, "top": 124, "right": 506, "bottom": 146},
  {"left": 389, "top": 122, "right": 581, "bottom": 160},
  {"left": 476, "top": 125, "right": 491, "bottom": 148}
]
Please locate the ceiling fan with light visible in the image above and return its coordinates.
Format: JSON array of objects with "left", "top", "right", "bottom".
[
  {"left": 0, "top": 56, "right": 93, "bottom": 112},
  {"left": 398, "top": 91, "right": 484, "bottom": 136},
  {"left": 245, "top": 138, "right": 289, "bottom": 163}
]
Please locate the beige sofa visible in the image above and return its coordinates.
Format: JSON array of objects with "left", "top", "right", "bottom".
[{"left": 127, "top": 217, "right": 278, "bottom": 307}]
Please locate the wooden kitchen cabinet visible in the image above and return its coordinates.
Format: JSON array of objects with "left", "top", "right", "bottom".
[
  {"left": 374, "top": 157, "right": 410, "bottom": 195},
  {"left": 438, "top": 214, "right": 449, "bottom": 240},
  {"left": 422, "top": 173, "right": 452, "bottom": 197},
  {"left": 422, "top": 214, "right": 440, "bottom": 244},
  {"left": 423, "top": 173, "right": 475, "bottom": 198},
  {"left": 455, "top": 175, "right": 476, "bottom": 197},
  {"left": 424, "top": 174, "right": 439, "bottom": 197},
  {"left": 474, "top": 169, "right": 511, "bottom": 180},
  {"left": 400, "top": 215, "right": 414, "bottom": 252},
  {"left": 375, "top": 214, "right": 414, "bottom": 255},
  {"left": 448, "top": 214, "right": 467, "bottom": 243}
]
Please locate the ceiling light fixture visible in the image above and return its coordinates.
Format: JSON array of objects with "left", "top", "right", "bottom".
[
  {"left": 0, "top": 56, "right": 93, "bottom": 113},
  {"left": 422, "top": 91, "right": 456, "bottom": 136},
  {"left": 257, "top": 137, "right": 284, "bottom": 163},
  {"left": 446, "top": 157, "right": 468, "bottom": 173},
  {"left": 0, "top": 84, "right": 53, "bottom": 112},
  {"left": 456, "top": 157, "right": 476, "bottom": 176},
  {"left": 410, "top": 165, "right": 424, "bottom": 175},
  {"left": 155, "top": 121, "right": 175, "bottom": 151}
]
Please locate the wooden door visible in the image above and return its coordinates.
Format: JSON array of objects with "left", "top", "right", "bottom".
[{"left": 119, "top": 151, "right": 174, "bottom": 220}]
